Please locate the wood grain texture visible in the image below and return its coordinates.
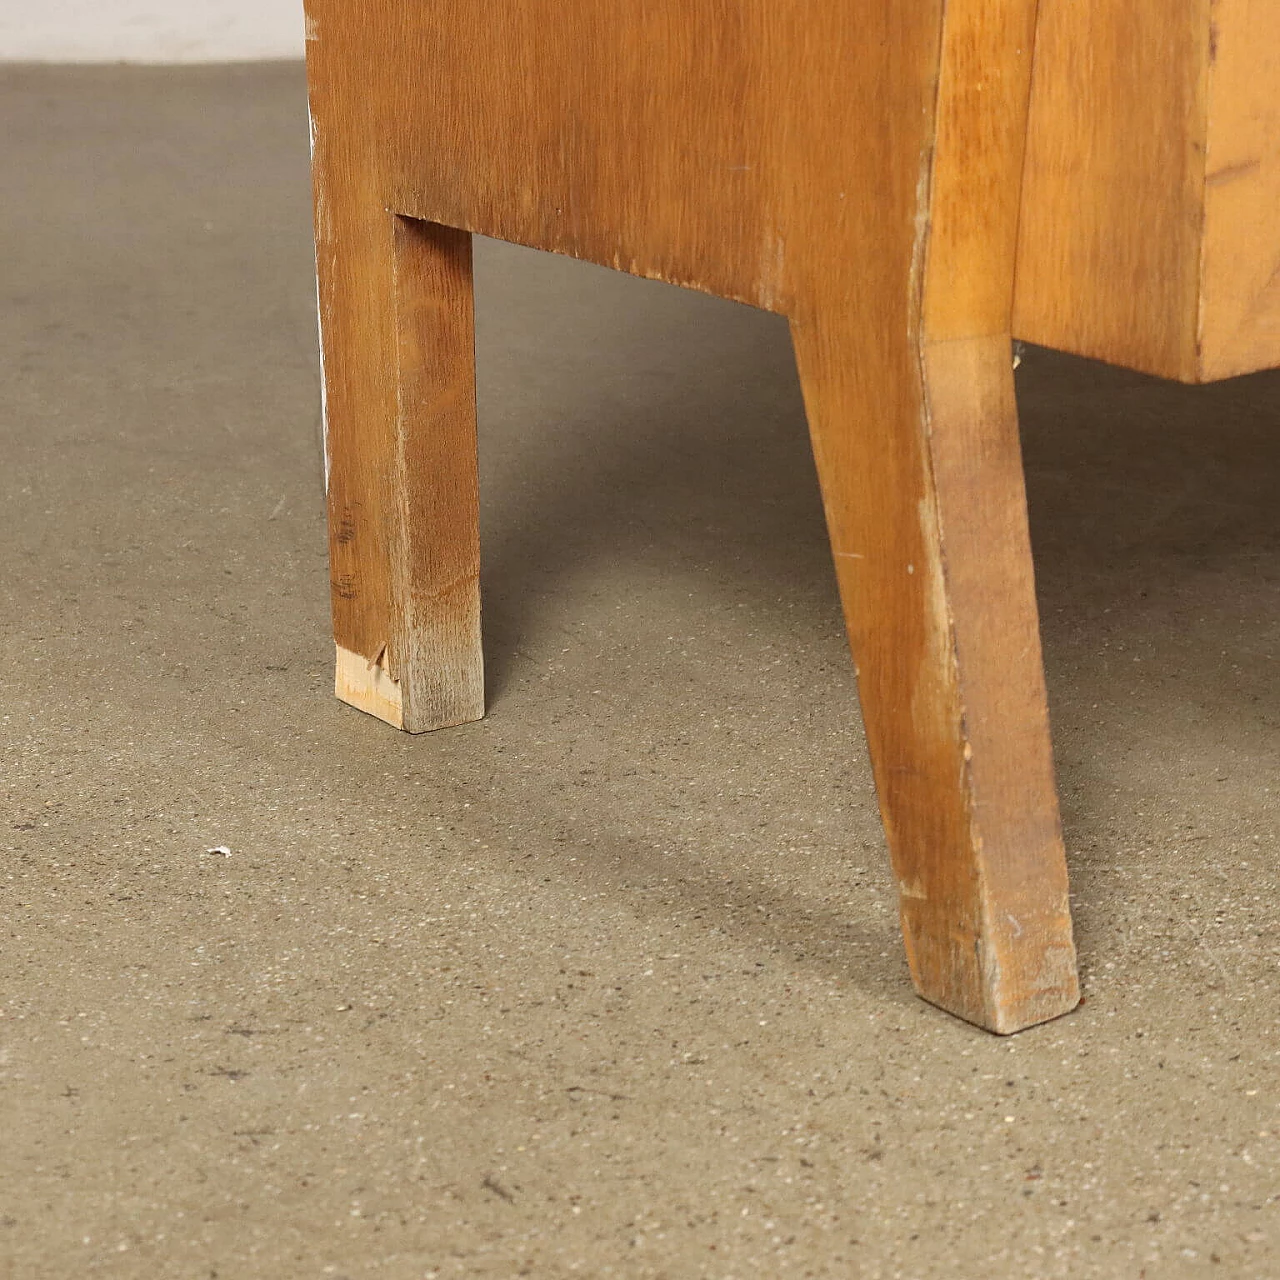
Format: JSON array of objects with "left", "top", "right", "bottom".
[
  {"left": 310, "top": 91, "right": 483, "bottom": 735},
  {"left": 792, "top": 0, "right": 1076, "bottom": 1030},
  {"left": 1200, "top": 0, "right": 1280, "bottom": 379},
  {"left": 305, "top": 0, "right": 1079, "bottom": 1031},
  {"left": 1013, "top": 0, "right": 1280, "bottom": 382},
  {"left": 334, "top": 642, "right": 404, "bottom": 729},
  {"left": 1013, "top": 0, "right": 1210, "bottom": 380}
]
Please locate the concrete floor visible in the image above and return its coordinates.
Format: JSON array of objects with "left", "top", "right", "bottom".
[{"left": 1, "top": 63, "right": 1276, "bottom": 1280}]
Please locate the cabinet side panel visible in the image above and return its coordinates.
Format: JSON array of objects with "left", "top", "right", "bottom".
[
  {"left": 1012, "top": 0, "right": 1209, "bottom": 381},
  {"left": 1199, "top": 0, "right": 1280, "bottom": 380}
]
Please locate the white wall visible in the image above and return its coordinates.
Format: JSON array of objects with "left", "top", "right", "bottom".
[{"left": 0, "top": 0, "right": 303, "bottom": 62}]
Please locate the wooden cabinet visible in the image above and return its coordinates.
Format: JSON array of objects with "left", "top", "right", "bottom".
[
  {"left": 1015, "top": 0, "right": 1280, "bottom": 381},
  {"left": 304, "top": 0, "right": 1274, "bottom": 1033}
]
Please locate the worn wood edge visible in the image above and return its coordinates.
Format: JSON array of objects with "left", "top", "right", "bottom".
[
  {"left": 335, "top": 642, "right": 405, "bottom": 729},
  {"left": 922, "top": 0, "right": 1038, "bottom": 343},
  {"left": 916, "top": 0, "right": 1080, "bottom": 1034}
]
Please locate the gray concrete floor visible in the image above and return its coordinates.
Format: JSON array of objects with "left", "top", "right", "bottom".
[{"left": 1, "top": 63, "right": 1277, "bottom": 1280}]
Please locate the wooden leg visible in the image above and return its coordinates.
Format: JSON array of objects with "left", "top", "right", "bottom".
[
  {"left": 790, "top": 312, "right": 1079, "bottom": 1034},
  {"left": 313, "top": 197, "right": 483, "bottom": 732}
]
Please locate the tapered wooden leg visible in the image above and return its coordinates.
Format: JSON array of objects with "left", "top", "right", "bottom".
[
  {"left": 774, "top": 0, "right": 1080, "bottom": 1033},
  {"left": 312, "top": 185, "right": 483, "bottom": 731},
  {"left": 790, "top": 310, "right": 1078, "bottom": 1033}
]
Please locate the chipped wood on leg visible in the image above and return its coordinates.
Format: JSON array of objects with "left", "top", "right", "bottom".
[{"left": 335, "top": 642, "right": 404, "bottom": 729}]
